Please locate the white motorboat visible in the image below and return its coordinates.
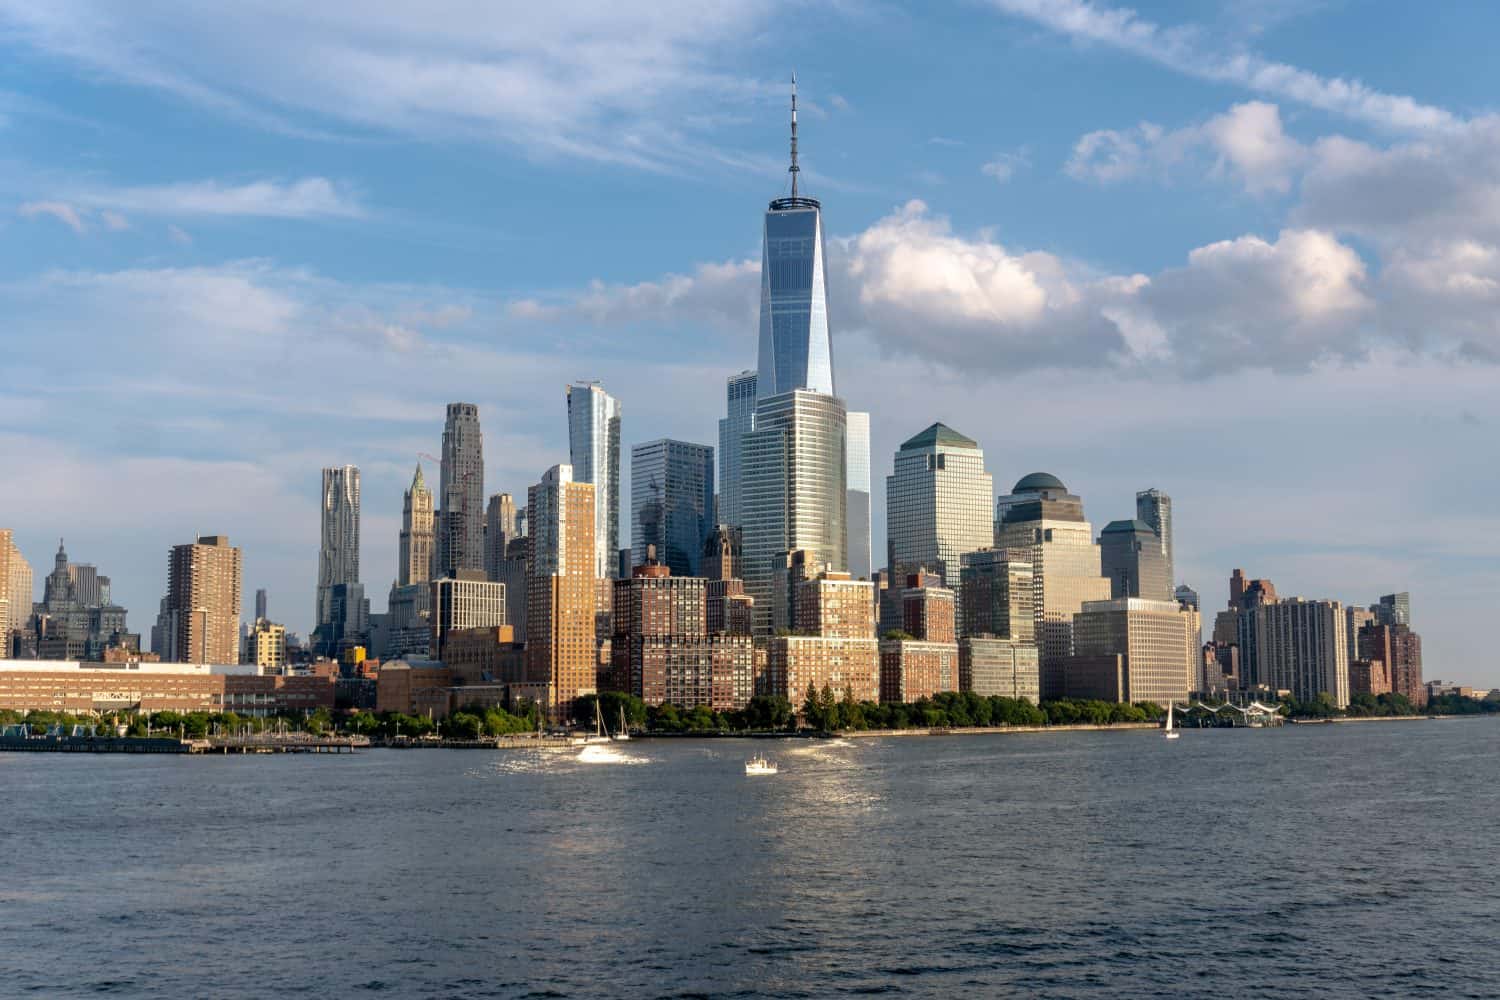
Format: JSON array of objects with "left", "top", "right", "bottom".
[
  {"left": 1163, "top": 702, "right": 1181, "bottom": 740},
  {"left": 745, "top": 753, "right": 778, "bottom": 776}
]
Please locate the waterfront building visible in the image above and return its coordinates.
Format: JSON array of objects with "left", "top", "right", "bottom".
[
  {"left": 317, "top": 465, "right": 361, "bottom": 634},
  {"left": 399, "top": 464, "right": 435, "bottom": 588},
  {"left": 885, "top": 423, "right": 993, "bottom": 634},
  {"left": 766, "top": 566, "right": 878, "bottom": 703},
  {"left": 430, "top": 571, "right": 506, "bottom": 659},
  {"left": 717, "top": 370, "right": 758, "bottom": 530},
  {"left": 1375, "top": 592, "right": 1411, "bottom": 627},
  {"left": 1348, "top": 658, "right": 1391, "bottom": 697},
  {"left": 437, "top": 402, "right": 485, "bottom": 578},
  {"left": 959, "top": 638, "right": 1040, "bottom": 701},
  {"left": 250, "top": 619, "right": 287, "bottom": 672},
  {"left": 483, "top": 492, "right": 518, "bottom": 582},
  {"left": 1100, "top": 519, "right": 1174, "bottom": 602},
  {"left": 959, "top": 548, "right": 1035, "bottom": 643},
  {"left": 1134, "top": 488, "right": 1173, "bottom": 586},
  {"left": 1244, "top": 598, "right": 1350, "bottom": 707},
  {"left": 1358, "top": 623, "right": 1424, "bottom": 706},
  {"left": 0, "top": 659, "right": 333, "bottom": 715},
  {"left": 793, "top": 568, "right": 875, "bottom": 640},
  {"left": 741, "top": 389, "right": 847, "bottom": 633},
  {"left": 900, "top": 573, "right": 957, "bottom": 644},
  {"left": 567, "top": 382, "right": 622, "bottom": 579},
  {"left": 993, "top": 473, "right": 1110, "bottom": 699},
  {"left": 880, "top": 573, "right": 959, "bottom": 702},
  {"left": 845, "top": 410, "right": 872, "bottom": 580},
  {"left": 526, "top": 464, "right": 598, "bottom": 720},
  {"left": 1066, "top": 597, "right": 1200, "bottom": 706},
  {"left": 163, "top": 535, "right": 242, "bottom": 664},
  {"left": 630, "top": 439, "right": 714, "bottom": 577}
]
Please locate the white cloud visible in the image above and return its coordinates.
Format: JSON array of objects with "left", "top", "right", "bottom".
[
  {"left": 77, "top": 177, "right": 364, "bottom": 219},
  {"left": 988, "top": 0, "right": 1458, "bottom": 133},
  {"left": 18, "top": 200, "right": 86, "bottom": 233},
  {"left": 1200, "top": 101, "right": 1305, "bottom": 193},
  {"left": 980, "top": 151, "right": 1028, "bottom": 183}
]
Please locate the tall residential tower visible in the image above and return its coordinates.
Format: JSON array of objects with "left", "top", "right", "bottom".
[
  {"left": 566, "top": 382, "right": 622, "bottom": 579},
  {"left": 437, "top": 403, "right": 485, "bottom": 577}
]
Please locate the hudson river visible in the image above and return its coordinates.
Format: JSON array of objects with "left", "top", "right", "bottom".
[{"left": 3, "top": 720, "right": 1497, "bottom": 997}]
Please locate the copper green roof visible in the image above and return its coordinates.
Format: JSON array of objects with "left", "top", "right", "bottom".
[
  {"left": 900, "top": 422, "right": 977, "bottom": 451},
  {"left": 1013, "top": 472, "right": 1067, "bottom": 493}
]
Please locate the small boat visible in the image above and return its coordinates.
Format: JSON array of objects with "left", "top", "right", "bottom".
[
  {"left": 610, "top": 705, "right": 631, "bottom": 742},
  {"left": 582, "top": 701, "right": 611, "bottom": 745},
  {"left": 745, "top": 753, "right": 778, "bottom": 776},
  {"left": 1162, "top": 702, "right": 1181, "bottom": 740}
]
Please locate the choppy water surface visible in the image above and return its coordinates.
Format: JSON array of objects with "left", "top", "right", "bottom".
[{"left": 2, "top": 720, "right": 1497, "bottom": 998}]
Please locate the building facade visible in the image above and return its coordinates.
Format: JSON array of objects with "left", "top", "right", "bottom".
[
  {"left": 483, "top": 492, "right": 517, "bottom": 582},
  {"left": 566, "top": 381, "right": 622, "bottom": 579},
  {"left": 1069, "top": 597, "right": 1200, "bottom": 707},
  {"left": 399, "top": 464, "right": 434, "bottom": 588},
  {"left": 430, "top": 572, "right": 506, "bottom": 659},
  {"left": 1100, "top": 519, "right": 1174, "bottom": 602},
  {"left": 959, "top": 638, "right": 1040, "bottom": 701},
  {"left": 630, "top": 438, "right": 715, "bottom": 577},
  {"left": 845, "top": 410, "right": 871, "bottom": 580},
  {"left": 1358, "top": 622, "right": 1424, "bottom": 706},
  {"left": 437, "top": 402, "right": 485, "bottom": 577},
  {"left": 717, "top": 370, "right": 758, "bottom": 531},
  {"left": 1247, "top": 598, "right": 1350, "bottom": 707},
  {"left": 1134, "top": 488, "right": 1173, "bottom": 587},
  {"left": 164, "top": 535, "right": 242, "bottom": 664},
  {"left": 317, "top": 465, "right": 361, "bottom": 632},
  {"left": 526, "top": 464, "right": 597, "bottom": 720},
  {"left": 885, "top": 423, "right": 993, "bottom": 633},
  {"left": 958, "top": 549, "right": 1035, "bottom": 643}
]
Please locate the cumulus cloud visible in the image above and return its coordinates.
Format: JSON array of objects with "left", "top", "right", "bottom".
[
  {"left": 980, "top": 151, "right": 1028, "bottom": 183},
  {"left": 1067, "top": 102, "right": 1304, "bottom": 193},
  {"left": 508, "top": 258, "right": 759, "bottom": 336},
  {"left": 19, "top": 200, "right": 86, "bottom": 232}
]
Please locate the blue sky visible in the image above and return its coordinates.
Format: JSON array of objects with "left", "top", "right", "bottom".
[{"left": 2, "top": 1, "right": 1497, "bottom": 683}]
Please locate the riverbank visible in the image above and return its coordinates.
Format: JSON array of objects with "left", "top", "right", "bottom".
[{"left": 837, "top": 722, "right": 1161, "bottom": 738}]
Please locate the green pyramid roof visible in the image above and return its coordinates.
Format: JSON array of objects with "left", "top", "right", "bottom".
[{"left": 900, "top": 422, "right": 977, "bottom": 451}]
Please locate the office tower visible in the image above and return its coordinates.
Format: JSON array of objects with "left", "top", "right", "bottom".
[
  {"left": 30, "top": 539, "right": 128, "bottom": 661},
  {"left": 383, "top": 582, "right": 433, "bottom": 659},
  {"left": 766, "top": 568, "right": 878, "bottom": 703},
  {"left": 514, "top": 507, "right": 528, "bottom": 538},
  {"left": 254, "top": 588, "right": 268, "bottom": 622},
  {"left": 320, "top": 582, "right": 369, "bottom": 655},
  {"left": 250, "top": 619, "right": 287, "bottom": 673},
  {"left": 1244, "top": 598, "right": 1349, "bottom": 707},
  {"left": 437, "top": 402, "right": 485, "bottom": 577},
  {"left": 703, "top": 526, "right": 754, "bottom": 636},
  {"left": 317, "top": 465, "right": 361, "bottom": 631},
  {"left": 1375, "top": 592, "right": 1411, "bottom": 626},
  {"left": 68, "top": 564, "right": 102, "bottom": 608},
  {"left": 1066, "top": 598, "right": 1200, "bottom": 706},
  {"left": 430, "top": 571, "right": 506, "bottom": 659},
  {"left": 484, "top": 492, "right": 517, "bottom": 581},
  {"left": 566, "top": 382, "right": 622, "bottom": 579},
  {"left": 1358, "top": 623, "right": 1424, "bottom": 706},
  {"left": 885, "top": 422, "right": 993, "bottom": 632},
  {"left": 741, "top": 390, "right": 847, "bottom": 633},
  {"left": 526, "top": 464, "right": 597, "bottom": 720},
  {"left": 757, "top": 77, "right": 833, "bottom": 398},
  {"left": 630, "top": 439, "right": 714, "bottom": 577},
  {"left": 165, "top": 535, "right": 242, "bottom": 664},
  {"left": 717, "top": 370, "right": 758, "bottom": 530},
  {"left": 958, "top": 549, "right": 1035, "bottom": 642},
  {"left": 496, "top": 536, "right": 528, "bottom": 645},
  {"left": 608, "top": 558, "right": 756, "bottom": 710},
  {"left": 1100, "top": 519, "right": 1174, "bottom": 601},
  {"left": 1174, "top": 584, "right": 1198, "bottom": 611},
  {"left": 1135, "top": 488, "right": 1173, "bottom": 584},
  {"left": 994, "top": 473, "right": 1111, "bottom": 700},
  {"left": 399, "top": 464, "right": 435, "bottom": 588},
  {"left": 845, "top": 411, "right": 871, "bottom": 579}
]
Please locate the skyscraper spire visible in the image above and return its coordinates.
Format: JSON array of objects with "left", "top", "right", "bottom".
[{"left": 789, "top": 71, "right": 800, "bottom": 198}]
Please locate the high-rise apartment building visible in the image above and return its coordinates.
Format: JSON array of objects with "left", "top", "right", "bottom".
[
  {"left": 1375, "top": 592, "right": 1411, "bottom": 627},
  {"left": 526, "top": 465, "right": 597, "bottom": 720},
  {"left": 717, "top": 370, "right": 758, "bottom": 531},
  {"left": 994, "top": 473, "right": 1111, "bottom": 700},
  {"left": 741, "top": 389, "right": 847, "bottom": 633},
  {"left": 165, "top": 535, "right": 242, "bottom": 664},
  {"left": 437, "top": 402, "right": 485, "bottom": 577},
  {"left": 845, "top": 411, "right": 871, "bottom": 580},
  {"left": 317, "top": 465, "right": 361, "bottom": 631},
  {"left": 766, "top": 568, "right": 878, "bottom": 704},
  {"left": 1100, "top": 519, "right": 1174, "bottom": 602},
  {"left": 886, "top": 423, "right": 992, "bottom": 632},
  {"left": 1135, "top": 488, "right": 1173, "bottom": 585},
  {"left": 566, "top": 382, "right": 622, "bottom": 579},
  {"left": 1358, "top": 622, "right": 1424, "bottom": 707},
  {"left": 630, "top": 439, "right": 714, "bottom": 577},
  {"left": 399, "top": 464, "right": 435, "bottom": 588},
  {"left": 703, "top": 526, "right": 754, "bottom": 636},
  {"left": 1245, "top": 598, "right": 1349, "bottom": 707},
  {"left": 483, "top": 492, "right": 517, "bottom": 581},
  {"left": 250, "top": 619, "right": 287, "bottom": 672}
]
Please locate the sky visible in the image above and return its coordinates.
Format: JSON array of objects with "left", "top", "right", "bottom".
[{"left": 2, "top": 1, "right": 1497, "bottom": 683}]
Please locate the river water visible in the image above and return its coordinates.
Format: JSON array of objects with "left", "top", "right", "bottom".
[{"left": 2, "top": 719, "right": 1497, "bottom": 998}]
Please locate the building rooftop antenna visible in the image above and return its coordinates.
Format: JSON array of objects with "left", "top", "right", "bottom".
[{"left": 789, "top": 71, "right": 800, "bottom": 198}]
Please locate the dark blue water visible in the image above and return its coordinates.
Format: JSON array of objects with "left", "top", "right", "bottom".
[{"left": 2, "top": 720, "right": 1497, "bottom": 998}]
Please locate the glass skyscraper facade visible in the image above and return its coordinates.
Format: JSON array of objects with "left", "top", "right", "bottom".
[
  {"left": 317, "top": 465, "right": 360, "bottom": 631},
  {"left": 885, "top": 423, "right": 992, "bottom": 634},
  {"left": 716, "top": 370, "right": 757, "bottom": 530},
  {"left": 1100, "top": 519, "right": 1174, "bottom": 602},
  {"left": 845, "top": 410, "right": 871, "bottom": 580},
  {"left": 756, "top": 199, "right": 834, "bottom": 398},
  {"left": 1135, "top": 488, "right": 1173, "bottom": 586},
  {"left": 631, "top": 438, "right": 715, "bottom": 577},
  {"left": 741, "top": 390, "right": 847, "bottom": 633},
  {"left": 566, "top": 381, "right": 622, "bottom": 579},
  {"left": 437, "top": 402, "right": 485, "bottom": 578}
]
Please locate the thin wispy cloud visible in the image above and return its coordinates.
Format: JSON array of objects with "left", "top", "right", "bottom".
[
  {"left": 77, "top": 177, "right": 365, "bottom": 220},
  {"left": 987, "top": 0, "right": 1459, "bottom": 133},
  {"left": 18, "top": 200, "right": 85, "bottom": 232}
]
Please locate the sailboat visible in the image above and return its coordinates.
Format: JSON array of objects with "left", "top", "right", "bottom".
[
  {"left": 1162, "top": 701, "right": 1181, "bottom": 740},
  {"left": 610, "top": 705, "right": 631, "bottom": 742},
  {"left": 582, "top": 700, "right": 612, "bottom": 745}
]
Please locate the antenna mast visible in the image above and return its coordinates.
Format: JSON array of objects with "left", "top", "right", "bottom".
[{"left": 789, "top": 72, "right": 800, "bottom": 198}]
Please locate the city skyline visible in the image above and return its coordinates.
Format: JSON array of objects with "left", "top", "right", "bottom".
[{"left": 2, "top": 4, "right": 1494, "bottom": 682}]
